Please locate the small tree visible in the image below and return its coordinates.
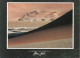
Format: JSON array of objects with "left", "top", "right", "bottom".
[
  {"left": 33, "top": 19, "right": 36, "bottom": 21},
  {"left": 18, "top": 19, "right": 23, "bottom": 21},
  {"left": 50, "top": 18, "right": 54, "bottom": 21},
  {"left": 42, "top": 19, "right": 45, "bottom": 21}
]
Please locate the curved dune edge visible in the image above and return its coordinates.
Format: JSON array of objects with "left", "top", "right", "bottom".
[{"left": 8, "top": 25, "right": 72, "bottom": 47}]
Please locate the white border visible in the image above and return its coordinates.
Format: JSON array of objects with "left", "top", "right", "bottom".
[{"left": 7, "top": 2, "right": 74, "bottom": 49}]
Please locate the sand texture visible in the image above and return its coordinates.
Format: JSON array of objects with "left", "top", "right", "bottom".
[{"left": 9, "top": 38, "right": 72, "bottom": 48}]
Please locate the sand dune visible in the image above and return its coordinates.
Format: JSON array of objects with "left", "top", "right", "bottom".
[
  {"left": 8, "top": 3, "right": 73, "bottom": 48},
  {"left": 8, "top": 25, "right": 72, "bottom": 47}
]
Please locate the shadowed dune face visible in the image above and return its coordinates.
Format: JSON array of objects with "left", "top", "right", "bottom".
[{"left": 8, "top": 3, "right": 73, "bottom": 21}]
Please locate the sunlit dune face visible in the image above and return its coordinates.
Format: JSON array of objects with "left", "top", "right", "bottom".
[{"left": 8, "top": 3, "right": 73, "bottom": 21}]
